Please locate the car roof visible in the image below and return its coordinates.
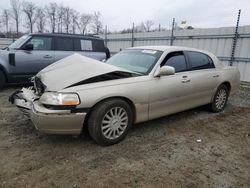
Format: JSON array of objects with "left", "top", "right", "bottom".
[
  {"left": 129, "top": 45, "right": 210, "bottom": 54},
  {"left": 129, "top": 45, "right": 223, "bottom": 69},
  {"left": 29, "top": 33, "right": 102, "bottom": 40}
]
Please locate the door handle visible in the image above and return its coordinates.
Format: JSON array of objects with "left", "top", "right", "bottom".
[
  {"left": 213, "top": 75, "right": 219, "bottom": 78},
  {"left": 43, "top": 55, "right": 52, "bottom": 58},
  {"left": 182, "top": 75, "right": 191, "bottom": 83},
  {"left": 182, "top": 79, "right": 191, "bottom": 83}
]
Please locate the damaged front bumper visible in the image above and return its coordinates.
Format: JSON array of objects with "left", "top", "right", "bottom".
[
  {"left": 9, "top": 88, "right": 86, "bottom": 135},
  {"left": 9, "top": 87, "right": 39, "bottom": 115}
]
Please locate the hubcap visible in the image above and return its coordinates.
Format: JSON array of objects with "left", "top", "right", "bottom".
[
  {"left": 215, "top": 88, "right": 227, "bottom": 109},
  {"left": 101, "top": 107, "right": 128, "bottom": 140}
]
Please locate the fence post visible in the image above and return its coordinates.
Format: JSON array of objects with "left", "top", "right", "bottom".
[
  {"left": 170, "top": 18, "right": 175, "bottom": 46},
  {"left": 105, "top": 25, "right": 108, "bottom": 47},
  {"left": 230, "top": 9, "right": 241, "bottom": 66},
  {"left": 132, "top": 23, "right": 135, "bottom": 47}
]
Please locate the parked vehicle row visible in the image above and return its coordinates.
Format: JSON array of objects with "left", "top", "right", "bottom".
[
  {"left": 9, "top": 46, "right": 240, "bottom": 145},
  {"left": 0, "top": 33, "right": 109, "bottom": 89}
]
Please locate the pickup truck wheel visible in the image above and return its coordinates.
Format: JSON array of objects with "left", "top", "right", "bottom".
[
  {"left": 0, "top": 70, "right": 6, "bottom": 89},
  {"left": 87, "top": 99, "right": 133, "bottom": 146},
  {"left": 208, "top": 85, "right": 229, "bottom": 113}
]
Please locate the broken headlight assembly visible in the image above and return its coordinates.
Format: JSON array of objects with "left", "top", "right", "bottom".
[{"left": 39, "top": 92, "right": 80, "bottom": 106}]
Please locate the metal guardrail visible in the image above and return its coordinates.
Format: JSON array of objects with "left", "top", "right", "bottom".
[
  {"left": 106, "top": 33, "right": 250, "bottom": 42},
  {"left": 218, "top": 56, "right": 250, "bottom": 63}
]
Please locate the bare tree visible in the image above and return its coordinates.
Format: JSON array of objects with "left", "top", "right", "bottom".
[
  {"left": 45, "top": 3, "right": 57, "bottom": 33},
  {"left": 145, "top": 20, "right": 154, "bottom": 32},
  {"left": 10, "top": 0, "right": 22, "bottom": 37},
  {"left": 71, "top": 9, "right": 79, "bottom": 34},
  {"left": 62, "top": 7, "right": 71, "bottom": 33},
  {"left": 2, "top": 9, "right": 10, "bottom": 35},
  {"left": 91, "top": 11, "right": 102, "bottom": 34},
  {"left": 22, "top": 1, "right": 37, "bottom": 33},
  {"left": 135, "top": 22, "right": 146, "bottom": 32},
  {"left": 77, "top": 13, "right": 92, "bottom": 34},
  {"left": 57, "top": 5, "right": 64, "bottom": 33},
  {"left": 36, "top": 8, "right": 46, "bottom": 33}
]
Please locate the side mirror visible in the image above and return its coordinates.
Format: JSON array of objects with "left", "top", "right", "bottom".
[
  {"left": 155, "top": 66, "right": 175, "bottom": 77},
  {"left": 23, "top": 43, "right": 33, "bottom": 51}
]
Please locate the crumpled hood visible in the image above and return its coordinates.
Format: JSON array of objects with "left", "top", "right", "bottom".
[{"left": 37, "top": 53, "right": 131, "bottom": 91}]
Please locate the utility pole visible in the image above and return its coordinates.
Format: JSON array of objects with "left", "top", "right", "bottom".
[
  {"left": 105, "top": 25, "right": 108, "bottom": 47},
  {"left": 230, "top": 9, "right": 241, "bottom": 66},
  {"left": 170, "top": 18, "right": 175, "bottom": 46},
  {"left": 132, "top": 22, "right": 135, "bottom": 47}
]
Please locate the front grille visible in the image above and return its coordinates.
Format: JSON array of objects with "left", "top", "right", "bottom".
[{"left": 34, "top": 77, "right": 45, "bottom": 95}]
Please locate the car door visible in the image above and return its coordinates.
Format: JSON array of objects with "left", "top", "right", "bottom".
[
  {"left": 14, "top": 36, "right": 54, "bottom": 75},
  {"left": 184, "top": 51, "right": 220, "bottom": 106},
  {"left": 149, "top": 51, "right": 194, "bottom": 120}
]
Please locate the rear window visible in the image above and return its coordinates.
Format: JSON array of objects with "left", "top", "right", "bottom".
[
  {"left": 74, "top": 38, "right": 105, "bottom": 52},
  {"left": 187, "top": 51, "right": 215, "bottom": 70},
  {"left": 55, "top": 37, "right": 73, "bottom": 51}
]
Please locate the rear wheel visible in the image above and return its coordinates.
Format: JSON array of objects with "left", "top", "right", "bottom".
[
  {"left": 0, "top": 70, "right": 6, "bottom": 89},
  {"left": 87, "top": 99, "right": 133, "bottom": 146},
  {"left": 208, "top": 84, "right": 229, "bottom": 112}
]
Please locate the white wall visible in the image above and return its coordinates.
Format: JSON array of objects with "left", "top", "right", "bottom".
[
  {"left": 99, "top": 25, "right": 250, "bottom": 82},
  {"left": 0, "top": 38, "right": 14, "bottom": 49},
  {"left": 1, "top": 26, "right": 250, "bottom": 82}
]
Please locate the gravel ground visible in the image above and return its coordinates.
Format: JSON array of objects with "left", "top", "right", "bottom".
[{"left": 0, "top": 86, "right": 249, "bottom": 188}]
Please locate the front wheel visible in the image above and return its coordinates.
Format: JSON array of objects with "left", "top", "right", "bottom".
[
  {"left": 208, "top": 85, "right": 229, "bottom": 112},
  {"left": 87, "top": 99, "right": 133, "bottom": 146}
]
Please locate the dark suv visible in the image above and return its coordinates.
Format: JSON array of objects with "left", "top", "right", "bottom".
[{"left": 0, "top": 33, "right": 109, "bottom": 89}]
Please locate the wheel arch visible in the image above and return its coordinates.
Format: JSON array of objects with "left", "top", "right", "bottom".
[
  {"left": 210, "top": 81, "right": 231, "bottom": 104},
  {"left": 221, "top": 81, "right": 231, "bottom": 94},
  {"left": 83, "top": 96, "right": 137, "bottom": 128},
  {"left": 0, "top": 64, "right": 8, "bottom": 82}
]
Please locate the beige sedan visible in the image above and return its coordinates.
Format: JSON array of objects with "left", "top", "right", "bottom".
[{"left": 10, "top": 46, "right": 240, "bottom": 145}]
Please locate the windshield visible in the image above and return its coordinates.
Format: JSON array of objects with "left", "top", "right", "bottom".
[
  {"left": 8, "top": 35, "right": 30, "bottom": 49},
  {"left": 106, "top": 49, "right": 163, "bottom": 75}
]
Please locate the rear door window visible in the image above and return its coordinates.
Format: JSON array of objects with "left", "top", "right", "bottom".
[
  {"left": 162, "top": 51, "right": 188, "bottom": 73},
  {"left": 81, "top": 39, "right": 93, "bottom": 51},
  {"left": 55, "top": 37, "right": 73, "bottom": 51},
  {"left": 187, "top": 51, "right": 215, "bottom": 70}
]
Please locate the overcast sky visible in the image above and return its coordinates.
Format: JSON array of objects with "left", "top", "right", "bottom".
[{"left": 1, "top": 0, "right": 250, "bottom": 31}]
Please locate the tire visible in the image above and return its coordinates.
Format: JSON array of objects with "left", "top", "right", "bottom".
[
  {"left": 0, "top": 70, "right": 6, "bottom": 89},
  {"left": 208, "top": 84, "right": 229, "bottom": 113},
  {"left": 87, "top": 99, "right": 133, "bottom": 146}
]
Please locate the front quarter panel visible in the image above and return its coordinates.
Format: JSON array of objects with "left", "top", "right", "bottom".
[{"left": 62, "top": 77, "right": 151, "bottom": 123}]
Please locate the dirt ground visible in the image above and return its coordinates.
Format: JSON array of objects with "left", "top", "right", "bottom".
[{"left": 0, "top": 85, "right": 249, "bottom": 188}]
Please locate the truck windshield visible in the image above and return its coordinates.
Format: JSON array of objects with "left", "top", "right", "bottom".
[
  {"left": 8, "top": 35, "right": 30, "bottom": 49},
  {"left": 106, "top": 49, "right": 163, "bottom": 75}
]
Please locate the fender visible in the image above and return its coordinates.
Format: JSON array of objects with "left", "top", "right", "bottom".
[{"left": 0, "top": 64, "right": 8, "bottom": 80}]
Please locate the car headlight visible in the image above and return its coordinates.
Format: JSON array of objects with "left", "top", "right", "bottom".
[{"left": 39, "top": 92, "right": 80, "bottom": 106}]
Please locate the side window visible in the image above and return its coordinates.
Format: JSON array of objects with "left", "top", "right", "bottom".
[
  {"left": 55, "top": 37, "right": 73, "bottom": 51},
  {"left": 92, "top": 39, "right": 105, "bottom": 52},
  {"left": 187, "top": 51, "right": 214, "bottom": 70},
  {"left": 162, "top": 51, "right": 188, "bottom": 73},
  {"left": 27, "top": 36, "right": 52, "bottom": 50},
  {"left": 80, "top": 39, "right": 93, "bottom": 51},
  {"left": 73, "top": 39, "right": 81, "bottom": 51}
]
